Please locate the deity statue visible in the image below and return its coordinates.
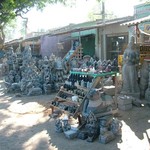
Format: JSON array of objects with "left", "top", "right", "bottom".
[
  {"left": 22, "top": 45, "right": 32, "bottom": 65},
  {"left": 121, "top": 36, "right": 140, "bottom": 98},
  {"left": 140, "top": 59, "right": 150, "bottom": 99},
  {"left": 6, "top": 47, "right": 15, "bottom": 71},
  {"left": 145, "top": 71, "right": 150, "bottom": 101}
]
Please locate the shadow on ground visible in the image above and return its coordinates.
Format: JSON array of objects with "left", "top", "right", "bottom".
[{"left": 0, "top": 79, "right": 149, "bottom": 150}]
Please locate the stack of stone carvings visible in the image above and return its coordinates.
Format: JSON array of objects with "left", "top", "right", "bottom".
[
  {"left": 4, "top": 46, "right": 68, "bottom": 96},
  {"left": 70, "top": 57, "right": 119, "bottom": 73},
  {"left": 55, "top": 112, "right": 122, "bottom": 144}
]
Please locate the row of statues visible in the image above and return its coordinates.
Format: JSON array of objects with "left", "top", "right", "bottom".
[{"left": 121, "top": 36, "right": 150, "bottom": 100}]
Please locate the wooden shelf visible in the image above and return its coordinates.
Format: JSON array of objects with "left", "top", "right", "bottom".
[
  {"left": 76, "top": 85, "right": 88, "bottom": 92},
  {"left": 55, "top": 96, "right": 79, "bottom": 105},
  {"left": 60, "top": 88, "right": 83, "bottom": 98},
  {"left": 51, "top": 71, "right": 118, "bottom": 119}
]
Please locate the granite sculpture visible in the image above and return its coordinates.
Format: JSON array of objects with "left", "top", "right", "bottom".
[
  {"left": 4, "top": 46, "right": 67, "bottom": 96},
  {"left": 121, "top": 36, "right": 140, "bottom": 98}
]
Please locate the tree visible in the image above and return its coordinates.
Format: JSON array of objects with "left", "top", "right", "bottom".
[
  {"left": 4, "top": 19, "right": 17, "bottom": 42},
  {"left": 0, "top": 0, "right": 73, "bottom": 46}
]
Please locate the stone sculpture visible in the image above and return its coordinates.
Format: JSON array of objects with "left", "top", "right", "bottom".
[
  {"left": 6, "top": 47, "right": 16, "bottom": 72},
  {"left": 140, "top": 59, "right": 150, "bottom": 98},
  {"left": 55, "top": 119, "right": 63, "bottom": 133},
  {"left": 121, "top": 36, "right": 140, "bottom": 98},
  {"left": 85, "top": 112, "right": 99, "bottom": 142},
  {"left": 145, "top": 72, "right": 150, "bottom": 101}
]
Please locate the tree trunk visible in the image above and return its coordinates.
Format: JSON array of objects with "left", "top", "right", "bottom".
[{"left": 0, "top": 26, "right": 5, "bottom": 48}]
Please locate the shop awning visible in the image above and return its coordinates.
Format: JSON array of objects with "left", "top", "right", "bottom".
[{"left": 121, "top": 15, "right": 150, "bottom": 26}]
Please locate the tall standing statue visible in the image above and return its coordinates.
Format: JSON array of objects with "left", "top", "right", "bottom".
[{"left": 121, "top": 36, "right": 140, "bottom": 98}]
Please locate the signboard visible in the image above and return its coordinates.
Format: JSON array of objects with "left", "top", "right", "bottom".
[
  {"left": 134, "top": 3, "right": 150, "bottom": 19},
  {"left": 118, "top": 54, "right": 150, "bottom": 66},
  {"left": 140, "top": 54, "right": 150, "bottom": 63},
  {"left": 134, "top": 3, "right": 150, "bottom": 44},
  {"left": 140, "top": 45, "right": 150, "bottom": 54},
  {"left": 118, "top": 45, "right": 150, "bottom": 65},
  {"left": 140, "top": 45, "right": 150, "bottom": 63}
]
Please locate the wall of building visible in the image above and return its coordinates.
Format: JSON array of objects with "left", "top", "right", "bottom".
[{"left": 104, "top": 23, "right": 129, "bottom": 35}]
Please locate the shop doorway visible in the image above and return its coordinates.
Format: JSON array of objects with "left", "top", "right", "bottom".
[
  {"left": 81, "top": 34, "right": 95, "bottom": 57},
  {"left": 106, "top": 35, "right": 128, "bottom": 60}
]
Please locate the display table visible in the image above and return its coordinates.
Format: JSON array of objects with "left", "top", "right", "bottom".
[
  {"left": 70, "top": 71, "right": 118, "bottom": 78},
  {"left": 50, "top": 70, "right": 118, "bottom": 123}
]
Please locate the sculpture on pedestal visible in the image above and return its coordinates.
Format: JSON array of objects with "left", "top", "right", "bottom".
[{"left": 121, "top": 36, "right": 140, "bottom": 98}]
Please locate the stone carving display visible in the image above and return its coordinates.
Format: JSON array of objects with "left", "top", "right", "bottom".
[
  {"left": 4, "top": 46, "right": 67, "bottom": 96},
  {"left": 121, "top": 36, "right": 140, "bottom": 98},
  {"left": 4, "top": 43, "right": 119, "bottom": 96}
]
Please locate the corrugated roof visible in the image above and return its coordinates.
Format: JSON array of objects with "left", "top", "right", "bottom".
[
  {"left": 5, "top": 16, "right": 133, "bottom": 44},
  {"left": 121, "top": 15, "right": 150, "bottom": 26}
]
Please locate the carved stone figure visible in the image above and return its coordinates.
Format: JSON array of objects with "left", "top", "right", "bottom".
[
  {"left": 22, "top": 45, "right": 32, "bottom": 64},
  {"left": 140, "top": 59, "right": 150, "bottom": 98},
  {"left": 85, "top": 112, "right": 99, "bottom": 142},
  {"left": 55, "top": 119, "right": 63, "bottom": 133},
  {"left": 6, "top": 47, "right": 15, "bottom": 71},
  {"left": 145, "top": 72, "right": 150, "bottom": 101},
  {"left": 121, "top": 36, "right": 140, "bottom": 98}
]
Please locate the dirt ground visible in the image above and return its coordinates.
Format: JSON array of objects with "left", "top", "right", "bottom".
[{"left": 0, "top": 79, "right": 150, "bottom": 150}]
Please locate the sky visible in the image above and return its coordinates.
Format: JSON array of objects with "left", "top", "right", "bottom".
[{"left": 16, "top": 0, "right": 141, "bottom": 37}]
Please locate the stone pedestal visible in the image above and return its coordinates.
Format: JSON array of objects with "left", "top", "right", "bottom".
[
  {"left": 99, "top": 131, "right": 115, "bottom": 144},
  {"left": 64, "top": 129, "right": 78, "bottom": 139},
  {"left": 117, "top": 95, "right": 133, "bottom": 110}
]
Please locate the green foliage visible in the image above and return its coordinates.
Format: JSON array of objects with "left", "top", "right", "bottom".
[
  {"left": 4, "top": 19, "right": 17, "bottom": 41},
  {"left": 139, "top": 0, "right": 150, "bottom": 2},
  {"left": 0, "top": 0, "right": 70, "bottom": 26},
  {"left": 0, "top": 0, "right": 72, "bottom": 44}
]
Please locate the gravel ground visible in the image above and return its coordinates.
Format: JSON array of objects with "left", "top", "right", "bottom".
[{"left": 0, "top": 79, "right": 149, "bottom": 150}]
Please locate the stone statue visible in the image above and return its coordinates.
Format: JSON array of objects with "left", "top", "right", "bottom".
[
  {"left": 6, "top": 47, "right": 15, "bottom": 71},
  {"left": 140, "top": 59, "right": 150, "bottom": 98},
  {"left": 22, "top": 45, "right": 32, "bottom": 65},
  {"left": 85, "top": 112, "right": 99, "bottom": 142},
  {"left": 145, "top": 72, "right": 150, "bottom": 101},
  {"left": 121, "top": 36, "right": 140, "bottom": 98}
]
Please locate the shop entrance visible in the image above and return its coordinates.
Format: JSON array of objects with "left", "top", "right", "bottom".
[
  {"left": 81, "top": 34, "right": 95, "bottom": 57},
  {"left": 106, "top": 35, "right": 128, "bottom": 60}
]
